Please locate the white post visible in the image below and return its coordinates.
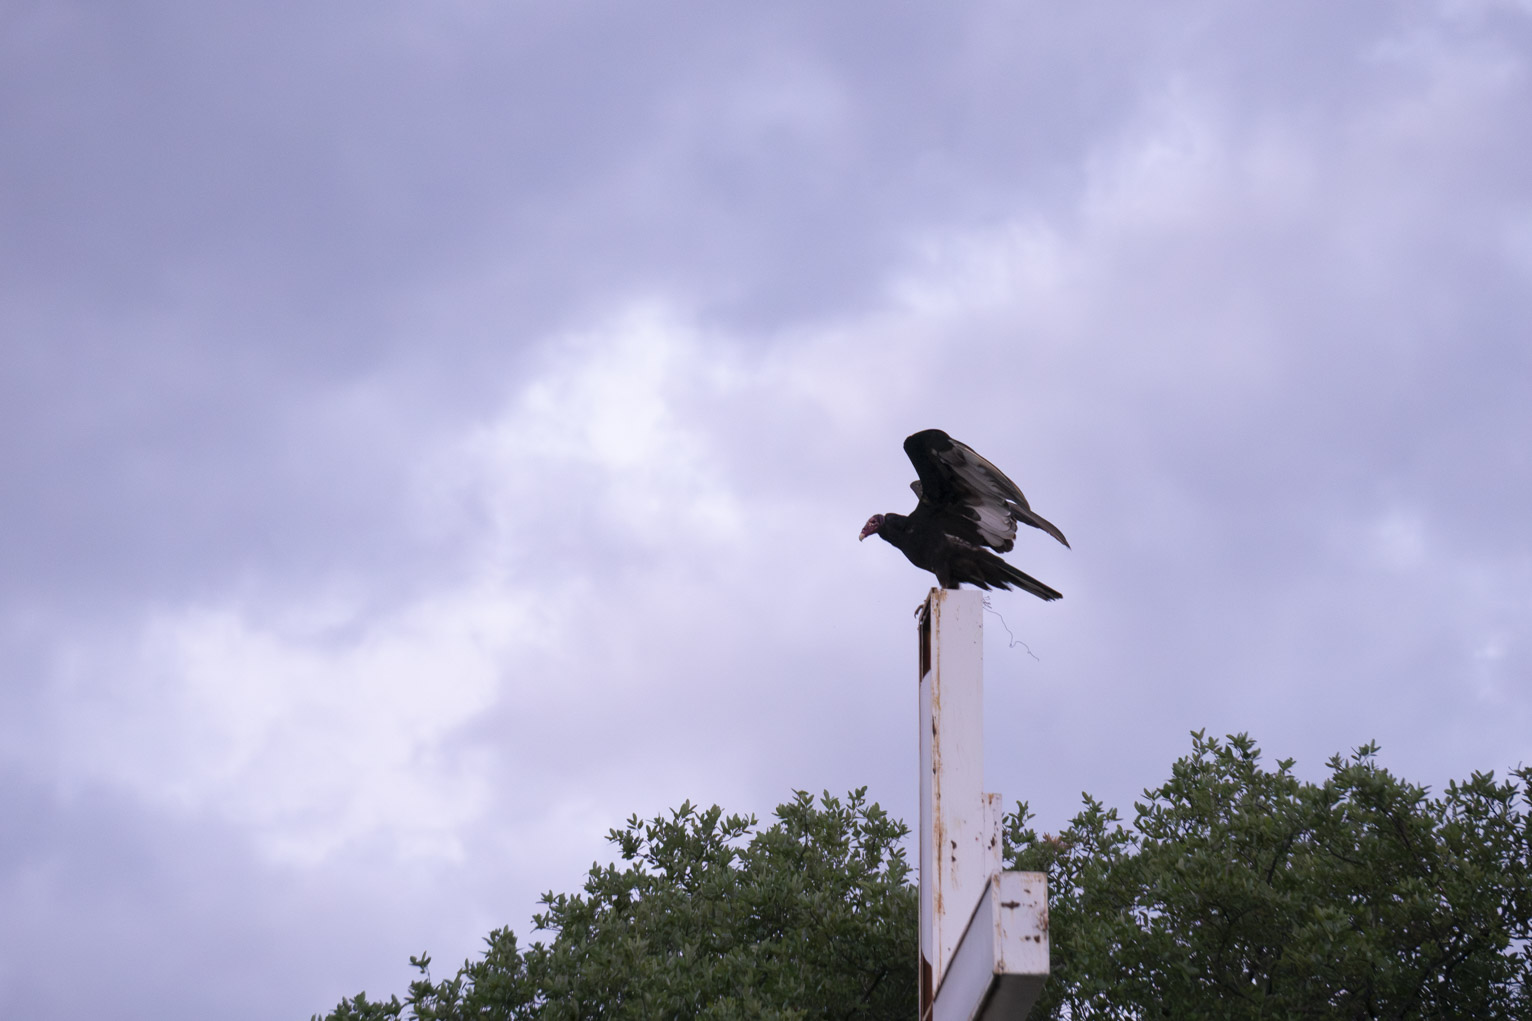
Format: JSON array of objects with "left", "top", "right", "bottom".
[
  {"left": 918, "top": 588, "right": 1049, "bottom": 1020},
  {"left": 919, "top": 588, "right": 996, "bottom": 1009}
]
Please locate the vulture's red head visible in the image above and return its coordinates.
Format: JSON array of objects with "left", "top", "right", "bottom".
[{"left": 858, "top": 514, "right": 884, "bottom": 541}]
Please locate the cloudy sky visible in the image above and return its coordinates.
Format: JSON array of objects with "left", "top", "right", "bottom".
[{"left": 3, "top": 1, "right": 1530, "bottom": 1016}]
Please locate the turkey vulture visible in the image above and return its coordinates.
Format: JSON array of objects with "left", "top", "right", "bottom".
[{"left": 859, "top": 429, "right": 1069, "bottom": 599}]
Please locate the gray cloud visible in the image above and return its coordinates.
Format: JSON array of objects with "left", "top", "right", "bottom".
[{"left": 2, "top": 1, "right": 1530, "bottom": 1017}]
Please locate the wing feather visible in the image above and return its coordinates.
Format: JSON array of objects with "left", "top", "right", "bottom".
[{"left": 904, "top": 429, "right": 1070, "bottom": 552}]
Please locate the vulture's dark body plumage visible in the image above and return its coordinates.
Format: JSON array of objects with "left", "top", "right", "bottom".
[{"left": 860, "top": 429, "right": 1069, "bottom": 600}]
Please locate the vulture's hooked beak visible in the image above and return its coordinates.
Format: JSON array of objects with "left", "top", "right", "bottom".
[{"left": 858, "top": 514, "right": 884, "bottom": 541}]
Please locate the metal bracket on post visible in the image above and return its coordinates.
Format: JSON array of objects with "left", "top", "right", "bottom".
[{"left": 918, "top": 589, "right": 1049, "bottom": 1020}]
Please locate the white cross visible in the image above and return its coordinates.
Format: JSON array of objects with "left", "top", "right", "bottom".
[{"left": 918, "top": 588, "right": 1049, "bottom": 1020}]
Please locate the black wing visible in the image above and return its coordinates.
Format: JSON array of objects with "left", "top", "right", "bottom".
[{"left": 903, "top": 429, "right": 1070, "bottom": 552}]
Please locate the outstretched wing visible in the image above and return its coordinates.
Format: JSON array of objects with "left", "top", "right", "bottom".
[{"left": 903, "top": 429, "right": 1070, "bottom": 552}]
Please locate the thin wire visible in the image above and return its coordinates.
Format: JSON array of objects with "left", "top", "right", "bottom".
[{"left": 981, "top": 595, "right": 1040, "bottom": 661}]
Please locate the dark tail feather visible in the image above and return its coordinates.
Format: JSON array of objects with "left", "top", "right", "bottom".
[{"left": 977, "top": 550, "right": 1062, "bottom": 601}]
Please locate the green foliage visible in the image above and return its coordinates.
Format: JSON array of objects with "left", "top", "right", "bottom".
[
  {"left": 1008, "top": 731, "right": 1532, "bottom": 1019},
  {"left": 321, "top": 735, "right": 1531, "bottom": 1020},
  {"left": 318, "top": 788, "right": 915, "bottom": 1021}
]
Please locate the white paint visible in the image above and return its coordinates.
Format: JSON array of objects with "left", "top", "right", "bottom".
[
  {"left": 920, "top": 588, "right": 991, "bottom": 999},
  {"left": 934, "top": 872, "right": 1050, "bottom": 1021},
  {"left": 919, "top": 587, "right": 1050, "bottom": 1020}
]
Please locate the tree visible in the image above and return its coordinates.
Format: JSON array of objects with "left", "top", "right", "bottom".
[
  {"left": 318, "top": 788, "right": 915, "bottom": 1021},
  {"left": 1008, "top": 732, "right": 1532, "bottom": 1019},
  {"left": 319, "top": 735, "right": 1531, "bottom": 1020}
]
